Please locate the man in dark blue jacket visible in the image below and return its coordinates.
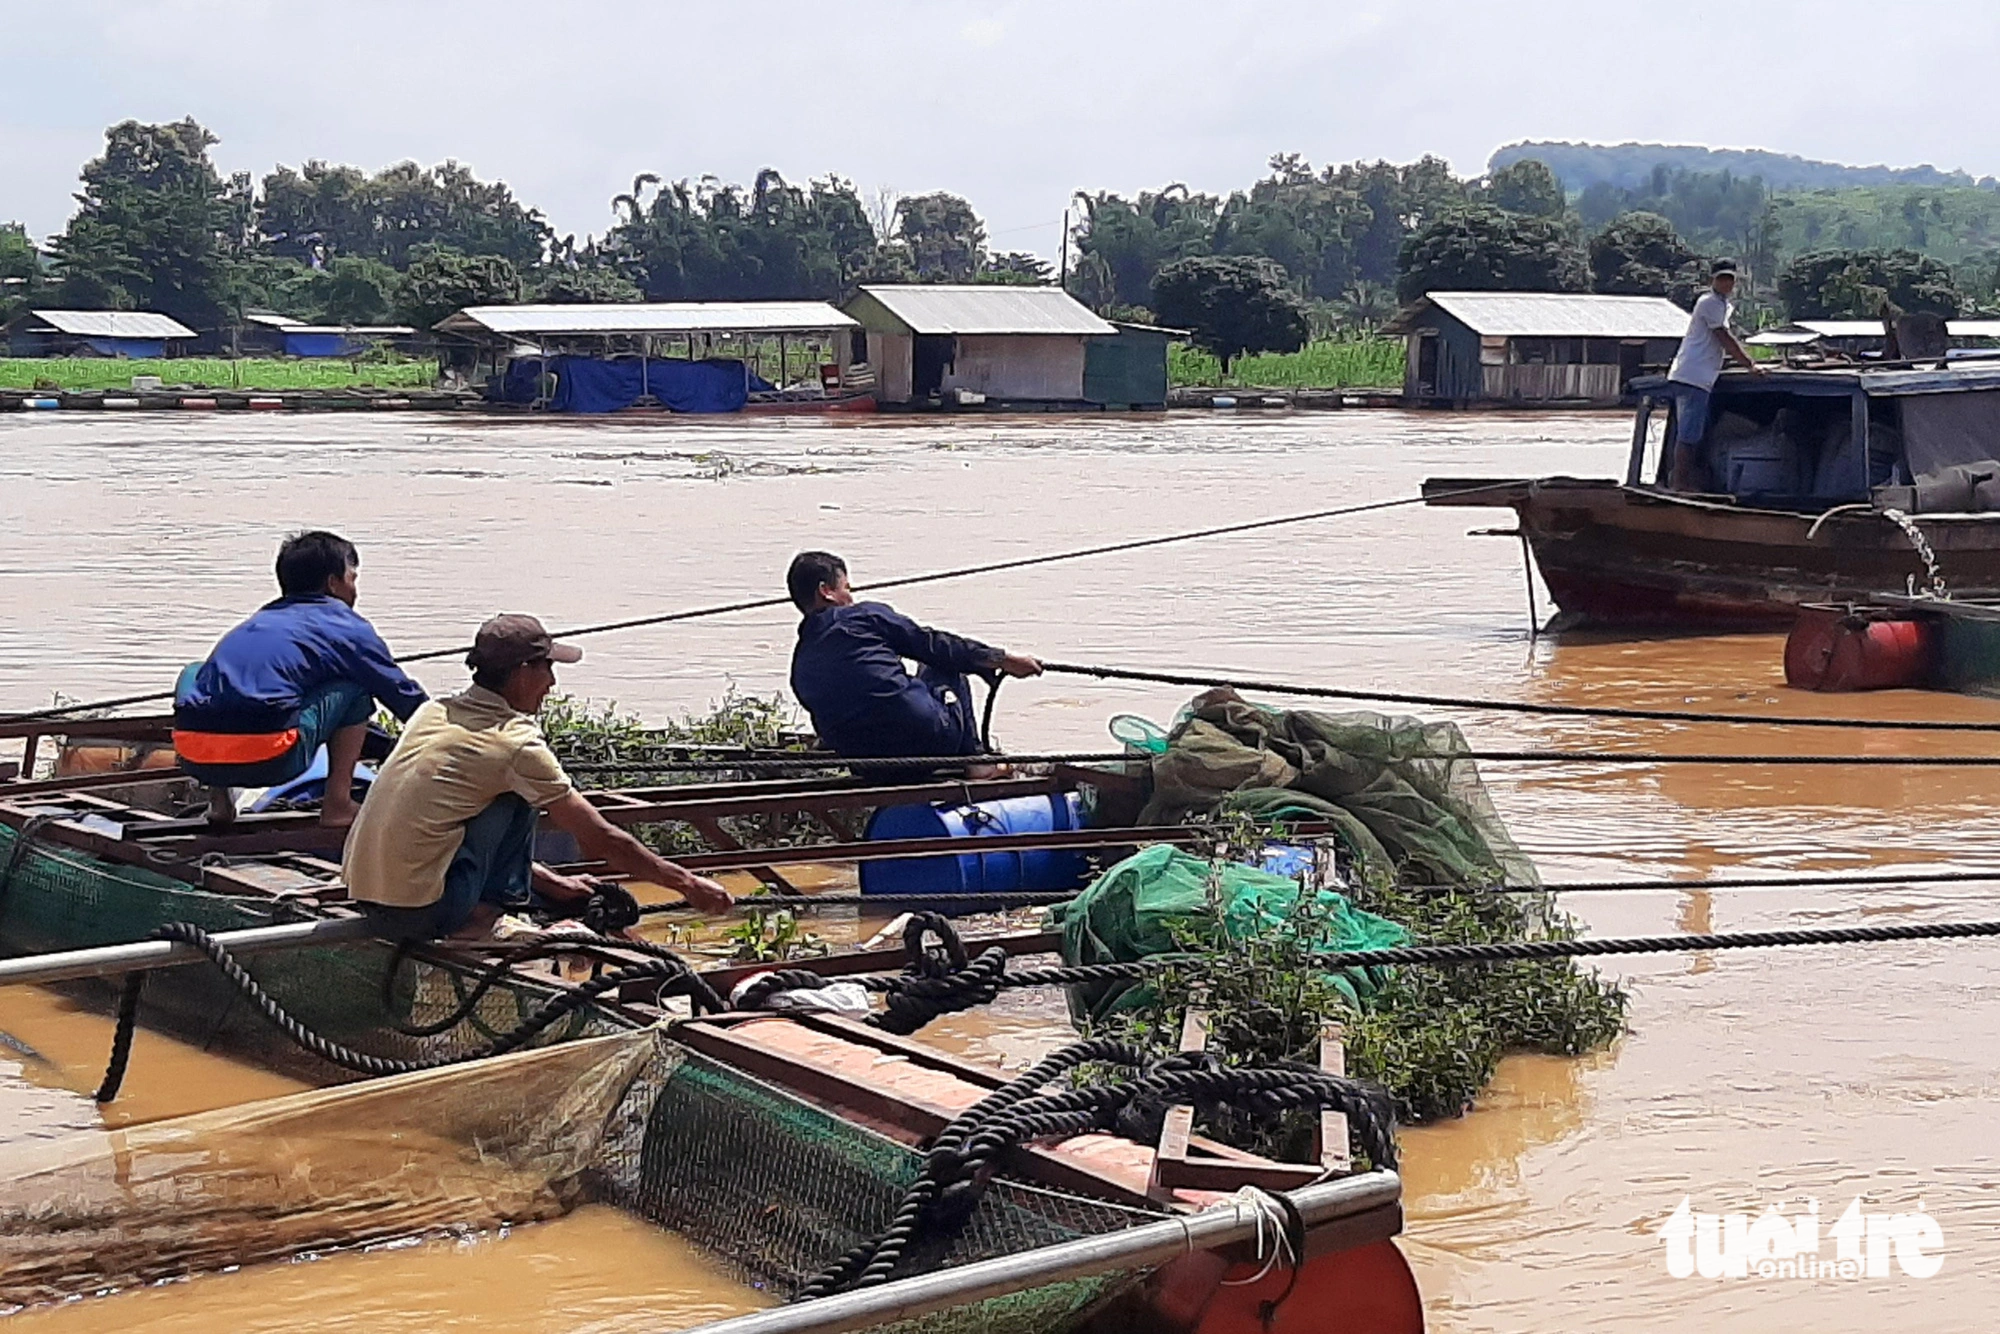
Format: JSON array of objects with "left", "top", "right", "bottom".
[
  {"left": 174, "top": 531, "right": 429, "bottom": 826},
  {"left": 786, "top": 551, "right": 1041, "bottom": 760}
]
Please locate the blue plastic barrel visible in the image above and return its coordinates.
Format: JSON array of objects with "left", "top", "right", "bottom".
[
  {"left": 247, "top": 750, "right": 375, "bottom": 812},
  {"left": 860, "top": 792, "right": 1090, "bottom": 899}
]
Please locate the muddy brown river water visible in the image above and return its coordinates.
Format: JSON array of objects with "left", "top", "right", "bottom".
[{"left": 3, "top": 409, "right": 1999, "bottom": 1330}]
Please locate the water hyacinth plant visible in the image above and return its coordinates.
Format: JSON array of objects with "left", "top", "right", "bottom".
[
  {"left": 1090, "top": 815, "right": 1627, "bottom": 1130},
  {"left": 539, "top": 689, "right": 834, "bottom": 857}
]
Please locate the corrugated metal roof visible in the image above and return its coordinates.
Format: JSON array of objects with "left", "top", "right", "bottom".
[
  {"left": 434, "top": 302, "right": 857, "bottom": 337},
  {"left": 28, "top": 309, "right": 196, "bottom": 339},
  {"left": 244, "top": 314, "right": 413, "bottom": 335},
  {"left": 1750, "top": 319, "right": 2000, "bottom": 346},
  {"left": 1746, "top": 328, "right": 1825, "bottom": 346},
  {"left": 852, "top": 285, "right": 1116, "bottom": 336},
  {"left": 1797, "top": 320, "right": 1887, "bottom": 338},
  {"left": 1387, "top": 292, "right": 1691, "bottom": 338}
]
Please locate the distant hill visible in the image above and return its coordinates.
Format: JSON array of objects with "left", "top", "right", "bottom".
[{"left": 1489, "top": 141, "right": 1993, "bottom": 193}]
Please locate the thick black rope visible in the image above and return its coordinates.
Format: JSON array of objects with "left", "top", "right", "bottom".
[
  {"left": 978, "top": 675, "right": 1004, "bottom": 754},
  {"left": 639, "top": 866, "right": 2000, "bottom": 917},
  {"left": 559, "top": 751, "right": 1129, "bottom": 776},
  {"left": 381, "top": 905, "right": 699, "bottom": 1041},
  {"left": 0, "top": 814, "right": 60, "bottom": 899},
  {"left": 738, "top": 913, "right": 2000, "bottom": 1037},
  {"left": 92, "top": 970, "right": 146, "bottom": 1103},
  {"left": 565, "top": 747, "right": 2000, "bottom": 778},
  {"left": 1038, "top": 660, "right": 2000, "bottom": 733},
  {"left": 8, "top": 485, "right": 1516, "bottom": 723},
  {"left": 92, "top": 922, "right": 724, "bottom": 1102},
  {"left": 796, "top": 1037, "right": 1398, "bottom": 1299}
]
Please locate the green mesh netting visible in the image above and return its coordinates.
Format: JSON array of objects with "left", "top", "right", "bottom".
[
  {"left": 0, "top": 828, "right": 1164, "bottom": 1333},
  {"left": 0, "top": 822, "right": 620, "bottom": 1078},
  {"left": 1048, "top": 842, "right": 1408, "bottom": 1024},
  {"left": 1140, "top": 698, "right": 1540, "bottom": 889},
  {"left": 615, "top": 1049, "right": 1161, "bottom": 1311}
]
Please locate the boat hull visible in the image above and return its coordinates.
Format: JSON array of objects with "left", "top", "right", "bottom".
[{"left": 1426, "top": 477, "right": 2000, "bottom": 630}]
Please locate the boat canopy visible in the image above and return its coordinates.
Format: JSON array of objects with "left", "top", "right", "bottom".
[{"left": 1628, "top": 366, "right": 2000, "bottom": 510}]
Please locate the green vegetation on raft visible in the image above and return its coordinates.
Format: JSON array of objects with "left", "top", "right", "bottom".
[
  {"left": 1086, "top": 819, "right": 1627, "bottom": 1131},
  {"left": 1168, "top": 337, "right": 1405, "bottom": 390},
  {"left": 0, "top": 357, "right": 439, "bottom": 393},
  {"left": 537, "top": 690, "right": 830, "bottom": 858}
]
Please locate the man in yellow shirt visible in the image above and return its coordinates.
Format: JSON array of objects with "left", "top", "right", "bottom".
[{"left": 343, "top": 614, "right": 731, "bottom": 939}]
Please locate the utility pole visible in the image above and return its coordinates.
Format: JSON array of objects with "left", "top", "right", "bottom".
[{"left": 1059, "top": 207, "right": 1070, "bottom": 291}]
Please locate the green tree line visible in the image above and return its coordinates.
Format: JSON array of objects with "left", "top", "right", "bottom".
[{"left": 6, "top": 119, "right": 1999, "bottom": 359}]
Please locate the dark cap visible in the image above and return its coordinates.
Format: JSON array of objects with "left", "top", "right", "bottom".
[
  {"left": 1711, "top": 258, "right": 1739, "bottom": 277},
  {"left": 465, "top": 614, "right": 583, "bottom": 673}
]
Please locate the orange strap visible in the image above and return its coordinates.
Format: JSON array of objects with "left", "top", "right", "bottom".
[{"left": 172, "top": 728, "right": 301, "bottom": 766}]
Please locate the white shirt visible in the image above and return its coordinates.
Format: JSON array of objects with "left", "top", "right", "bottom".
[{"left": 1668, "top": 291, "right": 1733, "bottom": 390}]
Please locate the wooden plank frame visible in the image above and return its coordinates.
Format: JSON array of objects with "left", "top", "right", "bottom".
[{"left": 1150, "top": 1006, "right": 1353, "bottom": 1194}]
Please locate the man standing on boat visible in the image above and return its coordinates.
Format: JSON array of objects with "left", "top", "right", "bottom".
[
  {"left": 173, "top": 531, "right": 428, "bottom": 828},
  {"left": 1666, "top": 259, "right": 1764, "bottom": 490},
  {"left": 786, "top": 551, "right": 1042, "bottom": 763},
  {"left": 342, "top": 614, "right": 732, "bottom": 940}
]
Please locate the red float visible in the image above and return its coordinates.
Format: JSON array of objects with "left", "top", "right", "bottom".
[{"left": 1784, "top": 605, "right": 1936, "bottom": 692}]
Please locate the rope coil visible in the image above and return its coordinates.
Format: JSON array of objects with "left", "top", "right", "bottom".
[
  {"left": 93, "top": 921, "right": 725, "bottom": 1102},
  {"left": 796, "top": 1037, "right": 1397, "bottom": 1299}
]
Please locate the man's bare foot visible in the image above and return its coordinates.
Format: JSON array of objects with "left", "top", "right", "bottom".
[
  {"left": 447, "top": 903, "right": 505, "bottom": 941},
  {"left": 319, "top": 797, "right": 360, "bottom": 829},
  {"left": 964, "top": 761, "right": 1012, "bottom": 780}
]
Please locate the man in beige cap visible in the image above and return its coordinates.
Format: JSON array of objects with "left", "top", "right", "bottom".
[{"left": 343, "top": 614, "right": 732, "bottom": 939}]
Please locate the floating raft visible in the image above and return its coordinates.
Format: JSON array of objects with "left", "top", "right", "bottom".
[
  {"left": 0, "top": 758, "right": 1418, "bottom": 1333},
  {"left": 0, "top": 387, "right": 482, "bottom": 413}
]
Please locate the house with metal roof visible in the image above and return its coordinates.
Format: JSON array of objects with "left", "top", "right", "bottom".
[
  {"left": 840, "top": 285, "right": 1118, "bottom": 406},
  {"left": 430, "top": 300, "right": 865, "bottom": 414},
  {"left": 433, "top": 301, "right": 857, "bottom": 343},
  {"left": 1383, "top": 291, "right": 1692, "bottom": 405},
  {"left": 3, "top": 309, "right": 196, "bottom": 358},
  {"left": 241, "top": 313, "right": 416, "bottom": 358}
]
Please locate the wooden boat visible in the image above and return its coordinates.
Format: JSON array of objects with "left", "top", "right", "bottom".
[
  {"left": 0, "top": 739, "right": 1420, "bottom": 1334},
  {"left": 1425, "top": 363, "right": 2000, "bottom": 630}
]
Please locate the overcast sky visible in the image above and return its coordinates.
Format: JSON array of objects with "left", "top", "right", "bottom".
[{"left": 7, "top": 0, "right": 2000, "bottom": 260}]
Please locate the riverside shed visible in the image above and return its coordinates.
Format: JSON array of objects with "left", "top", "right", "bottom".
[
  {"left": 242, "top": 313, "right": 416, "bottom": 358},
  {"left": 1384, "top": 292, "right": 1689, "bottom": 405},
  {"left": 4, "top": 309, "right": 195, "bottom": 358},
  {"left": 840, "top": 285, "right": 1116, "bottom": 406},
  {"left": 1082, "top": 321, "right": 1181, "bottom": 410}
]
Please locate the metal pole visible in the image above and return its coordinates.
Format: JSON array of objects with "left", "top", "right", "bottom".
[
  {"left": 1520, "top": 534, "right": 1540, "bottom": 641},
  {"left": 680, "top": 1172, "right": 1403, "bottom": 1334},
  {"left": 1060, "top": 206, "right": 1069, "bottom": 292},
  {"left": 0, "top": 915, "right": 375, "bottom": 988}
]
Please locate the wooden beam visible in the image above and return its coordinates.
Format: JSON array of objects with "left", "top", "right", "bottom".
[
  {"left": 1318, "top": 1020, "right": 1350, "bottom": 1175},
  {"left": 0, "top": 715, "right": 174, "bottom": 743},
  {"left": 1149, "top": 1007, "right": 1207, "bottom": 1202}
]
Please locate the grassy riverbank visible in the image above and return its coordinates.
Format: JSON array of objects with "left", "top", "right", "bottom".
[
  {"left": 0, "top": 358, "right": 438, "bottom": 392},
  {"left": 1170, "top": 337, "right": 1405, "bottom": 390}
]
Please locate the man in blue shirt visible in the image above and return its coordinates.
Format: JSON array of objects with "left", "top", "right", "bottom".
[
  {"left": 786, "top": 551, "right": 1042, "bottom": 760},
  {"left": 174, "top": 531, "right": 429, "bottom": 827}
]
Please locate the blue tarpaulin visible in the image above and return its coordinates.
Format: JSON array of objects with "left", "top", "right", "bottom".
[
  {"left": 82, "top": 337, "right": 167, "bottom": 358},
  {"left": 488, "top": 355, "right": 759, "bottom": 413},
  {"left": 283, "top": 332, "right": 366, "bottom": 358}
]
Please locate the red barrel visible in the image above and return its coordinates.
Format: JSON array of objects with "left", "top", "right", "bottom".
[{"left": 1785, "top": 605, "right": 1936, "bottom": 691}]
